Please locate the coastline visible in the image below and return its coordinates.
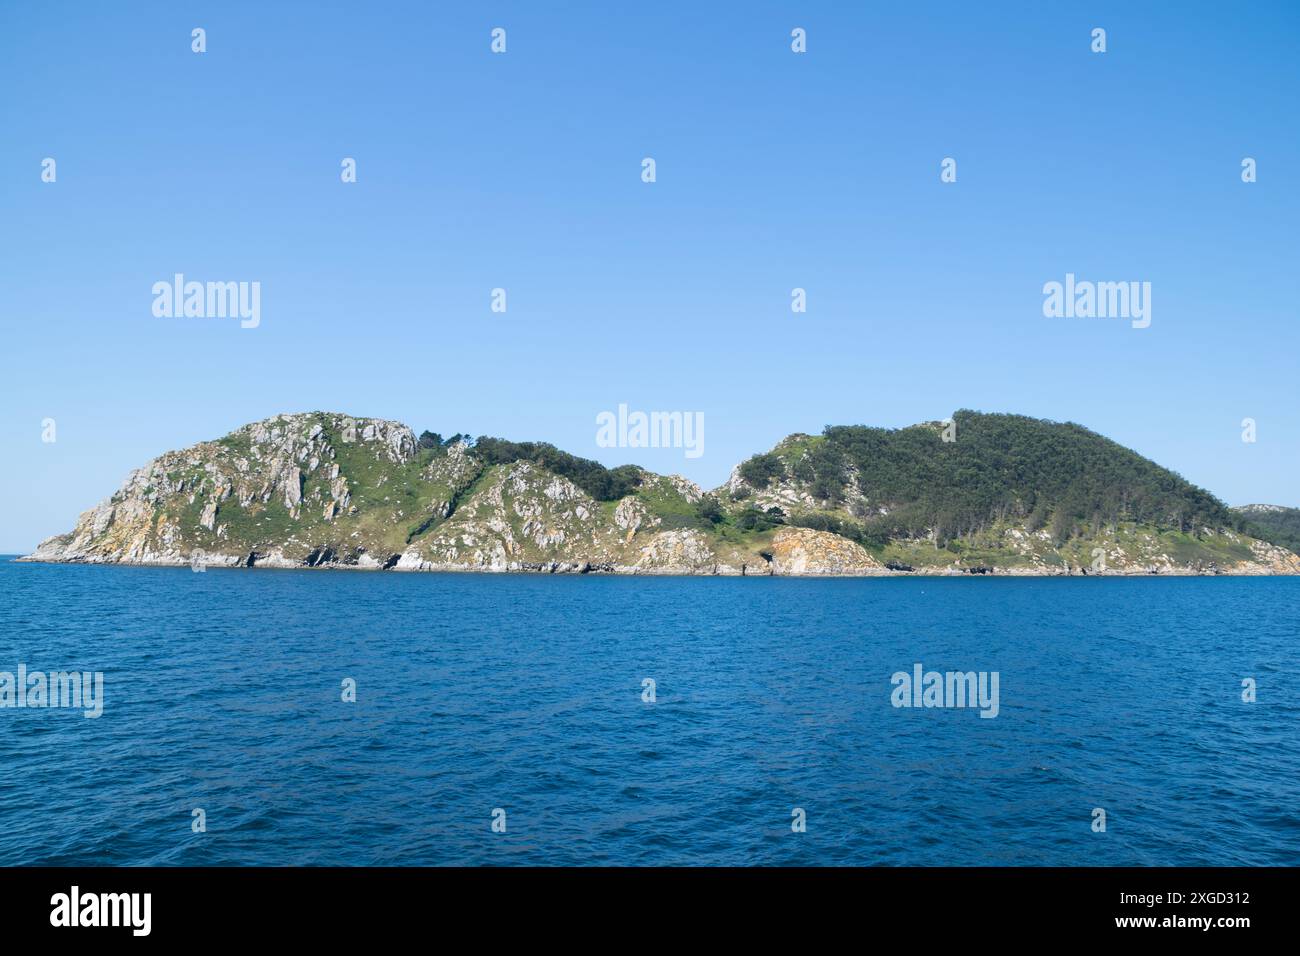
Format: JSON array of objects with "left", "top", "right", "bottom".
[{"left": 13, "top": 554, "right": 1298, "bottom": 577}]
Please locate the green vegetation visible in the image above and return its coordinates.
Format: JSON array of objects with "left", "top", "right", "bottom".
[
  {"left": 777, "top": 410, "right": 1242, "bottom": 547},
  {"left": 694, "top": 494, "right": 724, "bottom": 526},
  {"left": 631, "top": 477, "right": 703, "bottom": 530},
  {"left": 788, "top": 512, "right": 890, "bottom": 550},
  {"left": 738, "top": 452, "right": 783, "bottom": 489},
  {"left": 418, "top": 431, "right": 471, "bottom": 454},
  {"left": 1238, "top": 506, "right": 1300, "bottom": 553},
  {"left": 48, "top": 409, "right": 1296, "bottom": 574},
  {"left": 733, "top": 505, "right": 787, "bottom": 533},
  {"left": 472, "top": 437, "right": 642, "bottom": 501},
  {"left": 1154, "top": 529, "right": 1253, "bottom": 566}
]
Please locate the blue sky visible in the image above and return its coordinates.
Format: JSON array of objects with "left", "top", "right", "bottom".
[{"left": 1, "top": 1, "right": 1297, "bottom": 552}]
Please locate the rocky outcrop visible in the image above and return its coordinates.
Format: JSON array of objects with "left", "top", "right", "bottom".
[
  {"left": 767, "top": 527, "right": 886, "bottom": 575},
  {"left": 1240, "top": 539, "right": 1300, "bottom": 575},
  {"left": 627, "top": 529, "right": 716, "bottom": 574},
  {"left": 401, "top": 461, "right": 618, "bottom": 571},
  {"left": 19, "top": 410, "right": 1300, "bottom": 577}
]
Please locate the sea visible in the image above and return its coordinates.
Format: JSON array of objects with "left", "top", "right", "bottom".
[{"left": 1, "top": 558, "right": 1296, "bottom": 866}]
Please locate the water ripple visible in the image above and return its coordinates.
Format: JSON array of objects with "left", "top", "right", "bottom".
[{"left": 1, "top": 563, "right": 1297, "bottom": 865}]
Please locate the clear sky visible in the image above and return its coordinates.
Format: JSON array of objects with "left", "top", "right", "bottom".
[{"left": 2, "top": 1, "right": 1297, "bottom": 552}]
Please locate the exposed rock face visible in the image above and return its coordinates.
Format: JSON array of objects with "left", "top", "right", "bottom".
[
  {"left": 19, "top": 410, "right": 1300, "bottom": 577},
  {"left": 768, "top": 527, "right": 886, "bottom": 575},
  {"left": 1242, "top": 539, "right": 1300, "bottom": 575},
  {"left": 401, "top": 462, "right": 615, "bottom": 571},
  {"left": 662, "top": 475, "right": 704, "bottom": 504},
  {"left": 1236, "top": 503, "right": 1287, "bottom": 515},
  {"left": 628, "top": 529, "right": 716, "bottom": 574},
  {"left": 613, "top": 496, "right": 655, "bottom": 536},
  {"left": 725, "top": 462, "right": 820, "bottom": 512},
  {"left": 23, "top": 412, "right": 419, "bottom": 568}
]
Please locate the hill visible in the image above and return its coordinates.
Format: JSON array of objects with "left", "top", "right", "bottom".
[
  {"left": 21, "top": 410, "right": 1300, "bottom": 576},
  {"left": 1233, "top": 503, "right": 1300, "bottom": 555}
]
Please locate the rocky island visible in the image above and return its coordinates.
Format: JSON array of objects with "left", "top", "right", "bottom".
[{"left": 21, "top": 410, "right": 1300, "bottom": 576}]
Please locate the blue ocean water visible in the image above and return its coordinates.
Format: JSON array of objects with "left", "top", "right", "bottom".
[{"left": 0, "top": 558, "right": 1297, "bottom": 866}]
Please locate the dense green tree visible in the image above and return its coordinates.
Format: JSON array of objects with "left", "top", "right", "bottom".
[
  {"left": 735, "top": 506, "right": 781, "bottom": 532},
  {"left": 738, "top": 452, "right": 783, "bottom": 488},
  {"left": 695, "top": 494, "right": 725, "bottom": 525},
  {"left": 1238, "top": 507, "right": 1300, "bottom": 552},
  {"left": 814, "top": 411, "right": 1238, "bottom": 544},
  {"left": 473, "top": 437, "right": 642, "bottom": 501}
]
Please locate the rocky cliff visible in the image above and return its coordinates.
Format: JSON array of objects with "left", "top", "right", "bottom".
[{"left": 20, "top": 411, "right": 1300, "bottom": 576}]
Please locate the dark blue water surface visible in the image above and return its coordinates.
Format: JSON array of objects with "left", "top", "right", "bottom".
[{"left": 1, "top": 558, "right": 1297, "bottom": 866}]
